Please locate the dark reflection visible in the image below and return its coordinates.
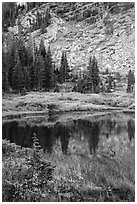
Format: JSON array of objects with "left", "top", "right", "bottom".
[
  {"left": 2, "top": 115, "right": 135, "bottom": 155},
  {"left": 88, "top": 122, "right": 100, "bottom": 155},
  {"left": 116, "top": 125, "right": 122, "bottom": 135},
  {"left": 35, "top": 126, "right": 55, "bottom": 153},
  {"left": 48, "top": 114, "right": 59, "bottom": 122},
  {"left": 76, "top": 120, "right": 100, "bottom": 155},
  {"left": 106, "top": 133, "right": 109, "bottom": 139},
  {"left": 58, "top": 124, "right": 71, "bottom": 155},
  {"left": 2, "top": 122, "right": 55, "bottom": 153},
  {"left": 127, "top": 119, "right": 135, "bottom": 141}
]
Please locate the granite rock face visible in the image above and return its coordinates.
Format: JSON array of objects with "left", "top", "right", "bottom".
[{"left": 7, "top": 3, "right": 135, "bottom": 75}]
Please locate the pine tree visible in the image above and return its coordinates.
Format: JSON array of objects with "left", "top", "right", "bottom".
[
  {"left": 106, "top": 74, "right": 113, "bottom": 92},
  {"left": 12, "top": 51, "right": 24, "bottom": 93},
  {"left": 87, "top": 55, "right": 100, "bottom": 93},
  {"left": 23, "top": 66, "right": 31, "bottom": 91},
  {"left": 39, "top": 38, "right": 46, "bottom": 59},
  {"left": 7, "top": 39, "right": 17, "bottom": 88},
  {"left": 2, "top": 51, "right": 9, "bottom": 92},
  {"left": 44, "top": 46, "right": 54, "bottom": 90},
  {"left": 127, "top": 69, "right": 135, "bottom": 93},
  {"left": 45, "top": 5, "right": 50, "bottom": 27},
  {"left": 17, "top": 38, "right": 28, "bottom": 67},
  {"left": 34, "top": 54, "right": 45, "bottom": 91},
  {"left": 27, "top": 32, "right": 35, "bottom": 63},
  {"left": 2, "top": 2, "right": 16, "bottom": 31},
  {"left": 37, "top": 11, "right": 42, "bottom": 29},
  {"left": 59, "top": 51, "right": 70, "bottom": 83},
  {"left": 54, "top": 67, "right": 60, "bottom": 83},
  {"left": 29, "top": 40, "right": 39, "bottom": 90},
  {"left": 29, "top": 61, "right": 35, "bottom": 90},
  {"left": 77, "top": 78, "right": 83, "bottom": 93}
]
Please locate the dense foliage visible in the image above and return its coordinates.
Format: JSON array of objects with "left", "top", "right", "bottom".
[
  {"left": 2, "top": 35, "right": 56, "bottom": 93},
  {"left": 2, "top": 134, "right": 55, "bottom": 202}
]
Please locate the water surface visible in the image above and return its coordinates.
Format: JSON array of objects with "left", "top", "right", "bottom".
[{"left": 2, "top": 112, "right": 135, "bottom": 155}]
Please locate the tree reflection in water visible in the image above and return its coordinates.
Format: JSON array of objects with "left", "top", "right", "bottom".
[
  {"left": 78, "top": 120, "right": 100, "bottom": 155},
  {"left": 88, "top": 122, "right": 100, "bottom": 155},
  {"left": 2, "top": 115, "right": 135, "bottom": 155},
  {"left": 57, "top": 123, "right": 71, "bottom": 155},
  {"left": 127, "top": 119, "right": 135, "bottom": 141}
]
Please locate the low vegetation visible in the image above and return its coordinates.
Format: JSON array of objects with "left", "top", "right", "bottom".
[
  {"left": 2, "top": 133, "right": 134, "bottom": 202},
  {"left": 2, "top": 90, "right": 135, "bottom": 119}
]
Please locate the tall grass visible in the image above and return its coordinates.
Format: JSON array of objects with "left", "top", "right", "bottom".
[
  {"left": 2, "top": 136, "right": 55, "bottom": 202},
  {"left": 2, "top": 135, "right": 135, "bottom": 202}
]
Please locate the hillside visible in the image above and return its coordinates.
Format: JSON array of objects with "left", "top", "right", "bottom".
[
  {"left": 4, "top": 2, "right": 135, "bottom": 76},
  {"left": 2, "top": 3, "right": 135, "bottom": 202}
]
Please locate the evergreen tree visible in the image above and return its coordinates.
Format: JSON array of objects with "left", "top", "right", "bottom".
[
  {"left": 34, "top": 54, "right": 45, "bottom": 91},
  {"left": 2, "top": 2, "right": 17, "bottom": 31},
  {"left": 87, "top": 55, "right": 100, "bottom": 93},
  {"left": 59, "top": 51, "right": 70, "bottom": 83},
  {"left": 39, "top": 38, "right": 46, "bottom": 59},
  {"left": 2, "top": 51, "right": 9, "bottom": 92},
  {"left": 45, "top": 5, "right": 51, "bottom": 27},
  {"left": 7, "top": 39, "right": 17, "bottom": 88},
  {"left": 77, "top": 78, "right": 83, "bottom": 93},
  {"left": 27, "top": 32, "right": 35, "bottom": 63},
  {"left": 12, "top": 51, "right": 24, "bottom": 93},
  {"left": 23, "top": 66, "right": 31, "bottom": 91},
  {"left": 44, "top": 46, "right": 54, "bottom": 90},
  {"left": 106, "top": 74, "right": 113, "bottom": 92},
  {"left": 29, "top": 61, "right": 35, "bottom": 90},
  {"left": 37, "top": 11, "right": 42, "bottom": 29},
  {"left": 17, "top": 38, "right": 28, "bottom": 67},
  {"left": 54, "top": 67, "right": 60, "bottom": 83},
  {"left": 29, "top": 40, "right": 39, "bottom": 90},
  {"left": 127, "top": 69, "right": 135, "bottom": 93}
]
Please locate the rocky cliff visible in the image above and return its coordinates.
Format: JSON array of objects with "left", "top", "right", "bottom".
[{"left": 5, "top": 2, "right": 135, "bottom": 76}]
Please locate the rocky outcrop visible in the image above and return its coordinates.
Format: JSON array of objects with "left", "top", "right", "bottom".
[{"left": 6, "top": 3, "right": 135, "bottom": 75}]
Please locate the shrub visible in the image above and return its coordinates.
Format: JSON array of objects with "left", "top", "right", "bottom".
[{"left": 2, "top": 134, "right": 56, "bottom": 202}]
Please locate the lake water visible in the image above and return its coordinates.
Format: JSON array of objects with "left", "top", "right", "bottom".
[{"left": 2, "top": 112, "right": 135, "bottom": 155}]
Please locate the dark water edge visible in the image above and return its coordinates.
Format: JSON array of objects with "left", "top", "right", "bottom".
[
  {"left": 2, "top": 112, "right": 135, "bottom": 155},
  {"left": 2, "top": 111, "right": 135, "bottom": 202}
]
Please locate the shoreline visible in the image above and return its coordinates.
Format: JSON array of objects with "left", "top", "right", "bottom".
[{"left": 2, "top": 91, "right": 135, "bottom": 120}]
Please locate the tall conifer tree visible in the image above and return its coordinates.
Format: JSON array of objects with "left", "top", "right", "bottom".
[
  {"left": 39, "top": 38, "right": 46, "bottom": 59},
  {"left": 87, "top": 55, "right": 100, "bottom": 93},
  {"left": 127, "top": 69, "right": 135, "bottom": 93},
  {"left": 34, "top": 54, "right": 45, "bottom": 91},
  {"left": 44, "top": 46, "right": 54, "bottom": 90},
  {"left": 7, "top": 39, "right": 17, "bottom": 88},
  {"left": 59, "top": 51, "right": 70, "bottom": 83},
  {"left": 12, "top": 50, "right": 24, "bottom": 93},
  {"left": 2, "top": 51, "right": 9, "bottom": 92}
]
